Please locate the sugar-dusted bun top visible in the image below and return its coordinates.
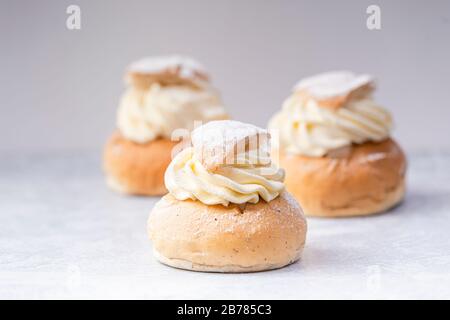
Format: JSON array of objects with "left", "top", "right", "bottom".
[
  {"left": 269, "top": 71, "right": 392, "bottom": 157},
  {"left": 126, "top": 55, "right": 209, "bottom": 89},
  {"left": 191, "top": 120, "right": 271, "bottom": 170},
  {"left": 165, "top": 120, "right": 285, "bottom": 206},
  {"left": 293, "top": 71, "right": 375, "bottom": 109},
  {"left": 129, "top": 55, "right": 207, "bottom": 75}
]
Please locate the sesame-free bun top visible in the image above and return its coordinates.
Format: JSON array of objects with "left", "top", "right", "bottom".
[
  {"left": 165, "top": 120, "right": 285, "bottom": 206},
  {"left": 293, "top": 71, "right": 375, "bottom": 109},
  {"left": 126, "top": 55, "right": 209, "bottom": 89}
]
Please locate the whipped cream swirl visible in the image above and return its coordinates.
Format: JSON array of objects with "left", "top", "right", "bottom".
[
  {"left": 165, "top": 147, "right": 285, "bottom": 206},
  {"left": 117, "top": 84, "right": 228, "bottom": 143},
  {"left": 269, "top": 93, "right": 392, "bottom": 157}
]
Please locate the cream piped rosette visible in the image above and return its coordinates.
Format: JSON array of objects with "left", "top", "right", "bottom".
[
  {"left": 117, "top": 55, "right": 228, "bottom": 143},
  {"left": 165, "top": 120, "right": 285, "bottom": 206},
  {"left": 269, "top": 71, "right": 393, "bottom": 157}
]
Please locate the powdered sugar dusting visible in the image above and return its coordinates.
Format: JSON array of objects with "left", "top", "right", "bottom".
[
  {"left": 293, "top": 71, "right": 375, "bottom": 99},
  {"left": 191, "top": 120, "right": 268, "bottom": 151},
  {"left": 361, "top": 151, "right": 388, "bottom": 163},
  {"left": 191, "top": 120, "right": 271, "bottom": 169},
  {"left": 128, "top": 55, "right": 208, "bottom": 79}
]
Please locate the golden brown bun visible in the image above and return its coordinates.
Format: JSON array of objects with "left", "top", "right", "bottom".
[
  {"left": 148, "top": 191, "right": 307, "bottom": 272},
  {"left": 280, "top": 138, "right": 407, "bottom": 217},
  {"left": 103, "top": 132, "right": 177, "bottom": 196}
]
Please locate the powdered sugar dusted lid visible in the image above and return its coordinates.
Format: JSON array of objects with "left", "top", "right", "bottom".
[
  {"left": 191, "top": 120, "right": 271, "bottom": 170},
  {"left": 293, "top": 71, "right": 375, "bottom": 105},
  {"left": 128, "top": 55, "right": 209, "bottom": 80}
]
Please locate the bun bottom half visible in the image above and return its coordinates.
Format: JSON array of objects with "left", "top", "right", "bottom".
[
  {"left": 103, "top": 132, "right": 177, "bottom": 196},
  {"left": 147, "top": 192, "right": 307, "bottom": 273},
  {"left": 280, "top": 138, "right": 407, "bottom": 218}
]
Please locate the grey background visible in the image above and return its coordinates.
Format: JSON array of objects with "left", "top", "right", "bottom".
[{"left": 0, "top": 0, "right": 449, "bottom": 153}]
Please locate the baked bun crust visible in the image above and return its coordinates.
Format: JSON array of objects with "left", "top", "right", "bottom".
[
  {"left": 280, "top": 138, "right": 406, "bottom": 217},
  {"left": 148, "top": 191, "right": 307, "bottom": 272},
  {"left": 103, "top": 132, "right": 177, "bottom": 196}
]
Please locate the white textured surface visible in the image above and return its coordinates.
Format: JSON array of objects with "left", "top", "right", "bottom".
[{"left": 1, "top": 151, "right": 450, "bottom": 299}]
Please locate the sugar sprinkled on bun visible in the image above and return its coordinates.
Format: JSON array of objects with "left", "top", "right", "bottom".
[
  {"left": 293, "top": 71, "right": 375, "bottom": 109},
  {"left": 269, "top": 71, "right": 406, "bottom": 217},
  {"left": 191, "top": 120, "right": 271, "bottom": 170},
  {"left": 148, "top": 120, "right": 307, "bottom": 272},
  {"left": 126, "top": 55, "right": 209, "bottom": 89},
  {"left": 149, "top": 192, "right": 307, "bottom": 272}
]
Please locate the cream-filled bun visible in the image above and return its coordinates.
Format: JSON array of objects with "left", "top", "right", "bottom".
[
  {"left": 103, "top": 55, "right": 229, "bottom": 196},
  {"left": 148, "top": 120, "right": 307, "bottom": 272},
  {"left": 269, "top": 71, "right": 407, "bottom": 217}
]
